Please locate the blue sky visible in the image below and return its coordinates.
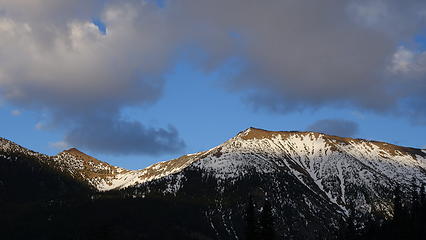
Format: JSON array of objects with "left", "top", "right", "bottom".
[{"left": 0, "top": 0, "right": 426, "bottom": 169}]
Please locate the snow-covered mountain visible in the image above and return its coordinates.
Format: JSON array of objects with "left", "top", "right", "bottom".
[
  {"left": 188, "top": 127, "right": 426, "bottom": 210},
  {"left": 1, "top": 128, "right": 426, "bottom": 239},
  {"left": 53, "top": 147, "right": 201, "bottom": 191},
  {"left": 114, "top": 128, "right": 426, "bottom": 239}
]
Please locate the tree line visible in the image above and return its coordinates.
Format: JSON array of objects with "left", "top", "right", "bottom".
[
  {"left": 353, "top": 184, "right": 426, "bottom": 240},
  {"left": 245, "top": 183, "right": 426, "bottom": 240}
]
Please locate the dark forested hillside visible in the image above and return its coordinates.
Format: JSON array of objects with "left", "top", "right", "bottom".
[
  {"left": 0, "top": 146, "right": 90, "bottom": 203},
  {"left": 350, "top": 186, "right": 426, "bottom": 240},
  {"left": 0, "top": 195, "right": 217, "bottom": 240}
]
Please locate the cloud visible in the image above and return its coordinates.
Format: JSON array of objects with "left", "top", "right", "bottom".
[
  {"left": 390, "top": 47, "right": 426, "bottom": 77},
  {"left": 347, "top": 0, "right": 426, "bottom": 38},
  {"left": 1, "top": 0, "right": 426, "bottom": 156},
  {"left": 0, "top": 1, "right": 185, "bottom": 155},
  {"left": 168, "top": 0, "right": 426, "bottom": 120},
  {"left": 64, "top": 118, "right": 185, "bottom": 156},
  {"left": 0, "top": 4, "right": 173, "bottom": 112},
  {"left": 10, "top": 109, "right": 21, "bottom": 116},
  {"left": 387, "top": 47, "right": 426, "bottom": 124},
  {"left": 0, "top": 0, "right": 104, "bottom": 25},
  {"left": 49, "top": 141, "right": 69, "bottom": 150},
  {"left": 35, "top": 122, "right": 45, "bottom": 130},
  {"left": 307, "top": 119, "right": 359, "bottom": 137}
]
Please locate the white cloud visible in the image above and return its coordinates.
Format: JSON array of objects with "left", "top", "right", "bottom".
[
  {"left": 10, "top": 109, "right": 21, "bottom": 116},
  {"left": 49, "top": 141, "right": 69, "bottom": 150},
  {"left": 390, "top": 47, "right": 426, "bottom": 76},
  {"left": 0, "top": 5, "right": 173, "bottom": 112},
  {"left": 35, "top": 122, "right": 46, "bottom": 130},
  {"left": 347, "top": 0, "right": 426, "bottom": 38}
]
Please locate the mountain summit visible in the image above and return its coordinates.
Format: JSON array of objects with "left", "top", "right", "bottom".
[
  {"left": 1, "top": 128, "right": 426, "bottom": 239},
  {"left": 62, "top": 148, "right": 98, "bottom": 161}
]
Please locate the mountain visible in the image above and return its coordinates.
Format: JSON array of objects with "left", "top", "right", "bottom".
[
  {"left": 1, "top": 128, "right": 426, "bottom": 239},
  {"left": 0, "top": 138, "right": 90, "bottom": 202},
  {"left": 120, "top": 128, "right": 426, "bottom": 239}
]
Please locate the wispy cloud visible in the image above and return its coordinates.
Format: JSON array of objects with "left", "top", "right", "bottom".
[
  {"left": 10, "top": 109, "right": 21, "bottom": 116},
  {"left": 35, "top": 122, "right": 44, "bottom": 130},
  {"left": 307, "top": 119, "right": 359, "bottom": 137},
  {"left": 49, "top": 141, "right": 69, "bottom": 150}
]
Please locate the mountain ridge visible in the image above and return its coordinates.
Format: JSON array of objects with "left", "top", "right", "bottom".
[
  {"left": 1, "top": 128, "right": 425, "bottom": 192},
  {"left": 115, "top": 128, "right": 425, "bottom": 238},
  {"left": 1, "top": 128, "right": 426, "bottom": 239},
  {"left": 239, "top": 127, "right": 425, "bottom": 154}
]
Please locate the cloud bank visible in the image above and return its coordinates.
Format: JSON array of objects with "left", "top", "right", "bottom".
[
  {"left": 178, "top": 0, "right": 426, "bottom": 118},
  {"left": 0, "top": 1, "right": 185, "bottom": 155},
  {"left": 0, "top": 0, "right": 425, "bottom": 154}
]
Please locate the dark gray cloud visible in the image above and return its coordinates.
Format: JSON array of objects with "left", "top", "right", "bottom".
[
  {"left": 307, "top": 119, "right": 359, "bottom": 137},
  {"left": 169, "top": 0, "right": 426, "bottom": 121},
  {"left": 65, "top": 117, "right": 185, "bottom": 156}
]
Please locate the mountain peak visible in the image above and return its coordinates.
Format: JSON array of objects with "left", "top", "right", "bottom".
[
  {"left": 237, "top": 127, "right": 309, "bottom": 141},
  {"left": 63, "top": 147, "right": 86, "bottom": 156},
  {"left": 64, "top": 147, "right": 82, "bottom": 153},
  {"left": 237, "top": 127, "right": 277, "bottom": 140},
  {"left": 61, "top": 147, "right": 98, "bottom": 163}
]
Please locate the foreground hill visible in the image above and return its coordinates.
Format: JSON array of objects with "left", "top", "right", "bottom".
[{"left": 1, "top": 128, "right": 426, "bottom": 239}]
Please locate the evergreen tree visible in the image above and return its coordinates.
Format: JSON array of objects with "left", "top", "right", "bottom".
[
  {"left": 260, "top": 199, "right": 275, "bottom": 240},
  {"left": 410, "top": 180, "right": 420, "bottom": 238},
  {"left": 392, "top": 186, "right": 410, "bottom": 239},
  {"left": 245, "top": 195, "right": 258, "bottom": 240},
  {"left": 392, "top": 187, "right": 404, "bottom": 224},
  {"left": 411, "top": 180, "right": 420, "bottom": 215},
  {"left": 344, "top": 207, "right": 358, "bottom": 240}
]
